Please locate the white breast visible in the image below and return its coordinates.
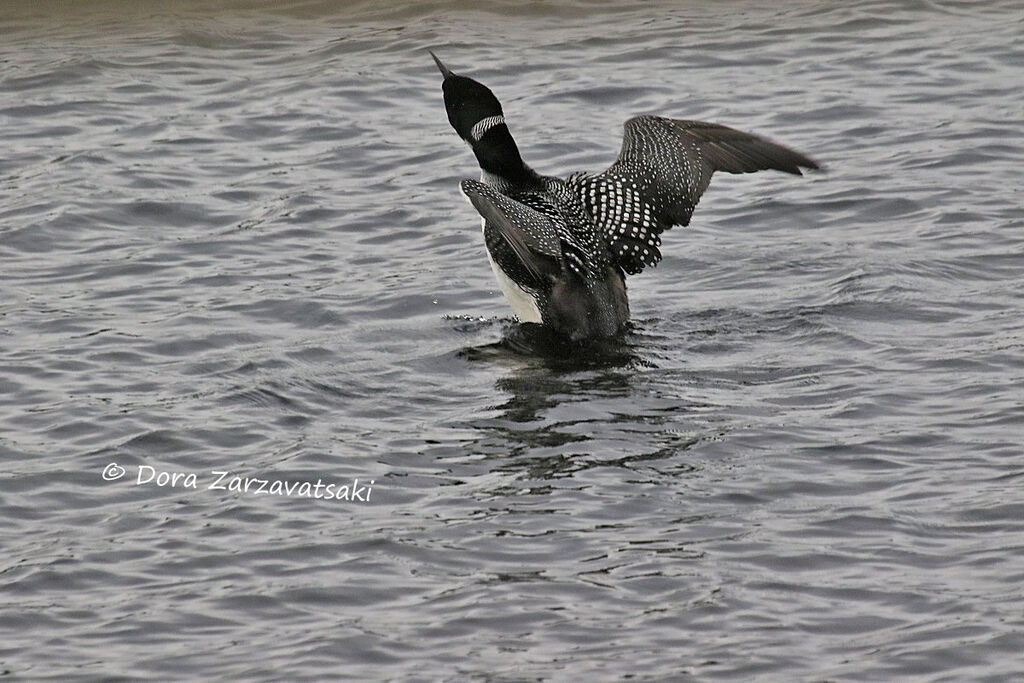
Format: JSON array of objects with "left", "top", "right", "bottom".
[{"left": 481, "top": 220, "right": 542, "bottom": 323}]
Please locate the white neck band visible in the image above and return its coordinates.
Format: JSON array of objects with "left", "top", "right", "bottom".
[{"left": 470, "top": 115, "right": 505, "bottom": 142}]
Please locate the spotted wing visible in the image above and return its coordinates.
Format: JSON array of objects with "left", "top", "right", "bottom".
[
  {"left": 460, "top": 179, "right": 563, "bottom": 285},
  {"left": 572, "top": 116, "right": 819, "bottom": 274}
]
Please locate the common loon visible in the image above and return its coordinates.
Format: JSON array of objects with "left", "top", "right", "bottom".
[{"left": 432, "top": 52, "right": 819, "bottom": 341}]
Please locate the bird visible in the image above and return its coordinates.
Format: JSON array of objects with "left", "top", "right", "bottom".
[{"left": 431, "top": 52, "right": 819, "bottom": 342}]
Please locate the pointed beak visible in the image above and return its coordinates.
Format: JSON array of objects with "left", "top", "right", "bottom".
[{"left": 429, "top": 50, "right": 453, "bottom": 80}]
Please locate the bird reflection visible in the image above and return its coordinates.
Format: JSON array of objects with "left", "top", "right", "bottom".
[{"left": 454, "top": 321, "right": 666, "bottom": 478}]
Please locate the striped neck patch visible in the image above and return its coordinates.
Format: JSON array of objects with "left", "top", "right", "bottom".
[{"left": 470, "top": 115, "right": 505, "bottom": 142}]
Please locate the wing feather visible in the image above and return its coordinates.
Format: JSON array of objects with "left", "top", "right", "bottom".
[
  {"left": 460, "top": 179, "right": 562, "bottom": 282},
  {"left": 570, "top": 116, "right": 819, "bottom": 275}
]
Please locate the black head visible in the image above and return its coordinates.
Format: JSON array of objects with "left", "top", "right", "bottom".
[
  {"left": 430, "top": 51, "right": 505, "bottom": 143},
  {"left": 431, "top": 52, "right": 537, "bottom": 185}
]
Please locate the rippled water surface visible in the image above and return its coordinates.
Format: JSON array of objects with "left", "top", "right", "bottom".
[{"left": 3, "top": 0, "right": 1023, "bottom": 679}]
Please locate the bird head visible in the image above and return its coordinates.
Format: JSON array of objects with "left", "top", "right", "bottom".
[{"left": 430, "top": 51, "right": 506, "bottom": 145}]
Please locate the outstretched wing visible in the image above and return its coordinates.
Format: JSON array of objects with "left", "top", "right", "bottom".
[
  {"left": 570, "top": 116, "right": 819, "bottom": 275},
  {"left": 460, "top": 179, "right": 563, "bottom": 284}
]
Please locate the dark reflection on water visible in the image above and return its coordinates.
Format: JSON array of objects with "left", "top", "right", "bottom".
[
  {"left": 459, "top": 320, "right": 646, "bottom": 366},
  {"left": 3, "top": 0, "right": 1024, "bottom": 679}
]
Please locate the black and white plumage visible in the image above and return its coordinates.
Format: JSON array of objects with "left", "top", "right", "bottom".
[{"left": 432, "top": 53, "right": 819, "bottom": 340}]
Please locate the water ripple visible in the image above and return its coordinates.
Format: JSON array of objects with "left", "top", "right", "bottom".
[{"left": 2, "top": 0, "right": 1023, "bottom": 679}]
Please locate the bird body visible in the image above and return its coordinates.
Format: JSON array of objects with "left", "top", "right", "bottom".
[{"left": 432, "top": 53, "right": 818, "bottom": 341}]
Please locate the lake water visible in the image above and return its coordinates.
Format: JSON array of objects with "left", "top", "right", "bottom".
[{"left": 2, "top": 0, "right": 1023, "bottom": 679}]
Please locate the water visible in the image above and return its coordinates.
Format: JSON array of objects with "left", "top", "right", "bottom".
[{"left": 2, "top": 0, "right": 1023, "bottom": 679}]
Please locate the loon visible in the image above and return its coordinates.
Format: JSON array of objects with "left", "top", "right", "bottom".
[{"left": 432, "top": 52, "right": 819, "bottom": 341}]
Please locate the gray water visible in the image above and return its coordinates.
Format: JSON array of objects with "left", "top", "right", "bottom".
[{"left": 3, "top": 0, "right": 1023, "bottom": 679}]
